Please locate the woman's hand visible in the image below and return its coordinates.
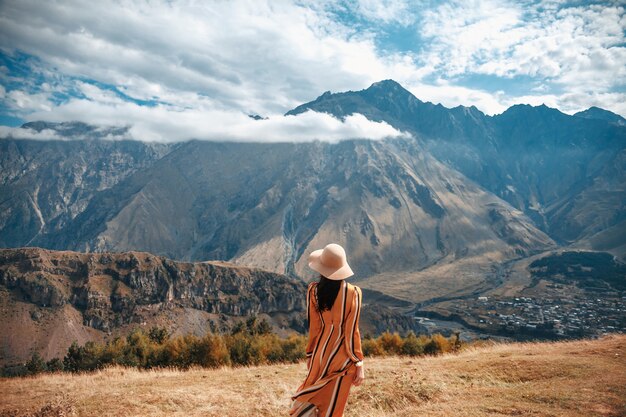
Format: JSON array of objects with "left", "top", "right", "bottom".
[{"left": 353, "top": 365, "right": 364, "bottom": 386}]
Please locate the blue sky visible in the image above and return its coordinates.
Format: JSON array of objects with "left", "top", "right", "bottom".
[{"left": 0, "top": 0, "right": 624, "bottom": 141}]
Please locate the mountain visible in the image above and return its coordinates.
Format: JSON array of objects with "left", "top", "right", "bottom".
[
  {"left": 0, "top": 134, "right": 556, "bottom": 303},
  {"left": 1, "top": 80, "right": 624, "bottom": 307},
  {"left": 20, "top": 121, "right": 132, "bottom": 139},
  {"left": 0, "top": 136, "right": 174, "bottom": 247},
  {"left": 289, "top": 81, "right": 626, "bottom": 258},
  {"left": 287, "top": 80, "right": 494, "bottom": 144}
]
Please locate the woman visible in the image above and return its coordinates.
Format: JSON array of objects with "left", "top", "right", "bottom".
[{"left": 290, "top": 243, "right": 365, "bottom": 417}]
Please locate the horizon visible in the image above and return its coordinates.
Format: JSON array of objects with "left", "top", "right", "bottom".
[{"left": 0, "top": 1, "right": 624, "bottom": 142}]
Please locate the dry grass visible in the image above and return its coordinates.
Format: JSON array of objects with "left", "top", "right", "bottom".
[{"left": 1, "top": 335, "right": 625, "bottom": 417}]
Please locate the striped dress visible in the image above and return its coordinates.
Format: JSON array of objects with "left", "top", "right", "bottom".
[{"left": 290, "top": 280, "right": 364, "bottom": 417}]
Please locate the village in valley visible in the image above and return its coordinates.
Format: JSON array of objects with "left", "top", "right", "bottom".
[
  {"left": 414, "top": 251, "right": 626, "bottom": 341},
  {"left": 428, "top": 290, "right": 626, "bottom": 339}
]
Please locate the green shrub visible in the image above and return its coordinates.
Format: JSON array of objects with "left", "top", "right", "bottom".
[
  {"left": 63, "top": 341, "right": 102, "bottom": 372},
  {"left": 26, "top": 352, "right": 47, "bottom": 375},
  {"left": 148, "top": 326, "right": 169, "bottom": 344},
  {"left": 46, "top": 358, "right": 64, "bottom": 372},
  {"left": 401, "top": 331, "right": 425, "bottom": 356}
]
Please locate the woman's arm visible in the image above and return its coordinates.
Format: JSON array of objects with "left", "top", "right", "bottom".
[
  {"left": 344, "top": 285, "right": 364, "bottom": 363},
  {"left": 344, "top": 285, "right": 365, "bottom": 385},
  {"left": 305, "top": 282, "right": 322, "bottom": 360}
]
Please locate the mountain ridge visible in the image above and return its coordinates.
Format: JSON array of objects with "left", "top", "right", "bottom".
[
  {"left": 286, "top": 80, "right": 626, "bottom": 260},
  {"left": 1, "top": 79, "right": 624, "bottom": 306},
  {"left": 574, "top": 106, "right": 626, "bottom": 126}
]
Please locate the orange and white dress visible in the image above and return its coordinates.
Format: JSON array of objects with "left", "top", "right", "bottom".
[{"left": 290, "top": 280, "right": 364, "bottom": 417}]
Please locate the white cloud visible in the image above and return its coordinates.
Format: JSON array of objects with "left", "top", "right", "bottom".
[
  {"left": 0, "top": 126, "right": 64, "bottom": 140},
  {"left": 405, "top": 81, "right": 509, "bottom": 115},
  {"left": 6, "top": 90, "right": 53, "bottom": 111},
  {"left": 414, "top": 0, "right": 626, "bottom": 116},
  {"left": 353, "top": 0, "right": 416, "bottom": 26},
  {"left": 0, "top": 0, "right": 418, "bottom": 115},
  {"left": 419, "top": 1, "right": 626, "bottom": 90},
  {"left": 16, "top": 82, "right": 408, "bottom": 142}
]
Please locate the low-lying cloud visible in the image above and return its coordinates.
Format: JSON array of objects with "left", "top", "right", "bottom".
[
  {"left": 0, "top": 126, "right": 64, "bottom": 140},
  {"left": 1, "top": 99, "right": 408, "bottom": 143}
]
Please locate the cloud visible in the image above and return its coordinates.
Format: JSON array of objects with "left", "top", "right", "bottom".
[
  {"left": 9, "top": 82, "right": 407, "bottom": 142},
  {"left": 0, "top": 126, "right": 65, "bottom": 140},
  {"left": 414, "top": 0, "right": 626, "bottom": 115},
  {"left": 0, "top": 0, "right": 418, "bottom": 114},
  {"left": 411, "top": 0, "right": 624, "bottom": 118},
  {"left": 352, "top": 0, "right": 416, "bottom": 26},
  {"left": 419, "top": 1, "right": 625, "bottom": 88},
  {"left": 5, "top": 89, "right": 53, "bottom": 111}
]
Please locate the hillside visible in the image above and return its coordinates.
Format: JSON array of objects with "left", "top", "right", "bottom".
[
  {"left": 0, "top": 247, "right": 421, "bottom": 365},
  {"left": 0, "top": 133, "right": 556, "bottom": 290},
  {"left": 288, "top": 80, "right": 626, "bottom": 259},
  {"left": 0, "top": 247, "right": 305, "bottom": 365},
  {"left": 1, "top": 335, "right": 624, "bottom": 417}
]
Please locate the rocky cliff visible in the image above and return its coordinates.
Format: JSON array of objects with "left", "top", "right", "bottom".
[
  {"left": 0, "top": 247, "right": 420, "bottom": 365},
  {"left": 0, "top": 247, "right": 305, "bottom": 364}
]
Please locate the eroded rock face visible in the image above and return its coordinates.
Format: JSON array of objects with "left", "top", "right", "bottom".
[
  {"left": 0, "top": 247, "right": 423, "bottom": 365},
  {"left": 0, "top": 248, "right": 306, "bottom": 332}
]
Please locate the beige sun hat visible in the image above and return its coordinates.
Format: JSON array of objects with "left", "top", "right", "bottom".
[{"left": 308, "top": 243, "right": 354, "bottom": 280}]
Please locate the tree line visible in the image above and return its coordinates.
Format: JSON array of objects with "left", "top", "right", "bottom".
[{"left": 3, "top": 316, "right": 466, "bottom": 377}]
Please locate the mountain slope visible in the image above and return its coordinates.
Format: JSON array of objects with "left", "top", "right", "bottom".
[
  {"left": 289, "top": 81, "right": 626, "bottom": 258},
  {"left": 0, "top": 136, "right": 556, "bottom": 303},
  {"left": 0, "top": 136, "right": 174, "bottom": 247}
]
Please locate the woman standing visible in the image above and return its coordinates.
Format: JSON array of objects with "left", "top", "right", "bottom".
[{"left": 290, "top": 243, "right": 365, "bottom": 417}]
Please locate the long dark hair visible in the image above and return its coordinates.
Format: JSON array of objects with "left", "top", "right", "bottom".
[{"left": 315, "top": 275, "right": 341, "bottom": 312}]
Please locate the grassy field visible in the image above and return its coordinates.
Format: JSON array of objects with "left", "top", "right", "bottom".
[{"left": 1, "top": 335, "right": 625, "bottom": 417}]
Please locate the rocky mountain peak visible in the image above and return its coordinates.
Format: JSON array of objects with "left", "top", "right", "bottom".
[
  {"left": 496, "top": 103, "right": 564, "bottom": 119},
  {"left": 361, "top": 79, "right": 421, "bottom": 107},
  {"left": 574, "top": 106, "right": 626, "bottom": 126},
  {"left": 316, "top": 90, "right": 333, "bottom": 100},
  {"left": 365, "top": 79, "right": 408, "bottom": 93}
]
